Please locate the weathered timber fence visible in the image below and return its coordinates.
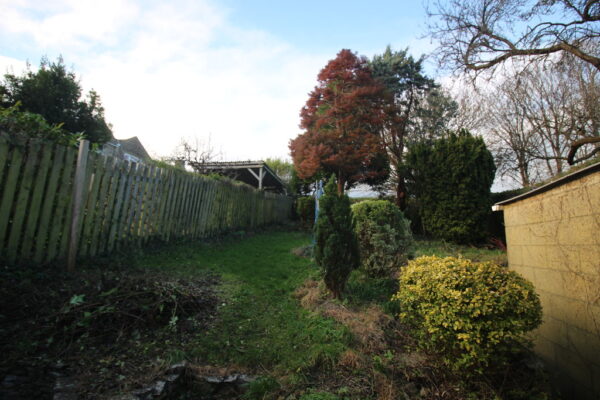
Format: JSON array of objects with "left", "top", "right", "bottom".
[{"left": 0, "top": 136, "right": 293, "bottom": 266}]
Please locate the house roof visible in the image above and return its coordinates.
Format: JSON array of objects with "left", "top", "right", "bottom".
[
  {"left": 493, "top": 161, "right": 600, "bottom": 210},
  {"left": 118, "top": 136, "right": 151, "bottom": 161}
]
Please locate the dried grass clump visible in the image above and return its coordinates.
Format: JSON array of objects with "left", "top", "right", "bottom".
[
  {"left": 321, "top": 304, "right": 391, "bottom": 353},
  {"left": 293, "top": 279, "right": 326, "bottom": 311},
  {"left": 373, "top": 371, "right": 399, "bottom": 400},
  {"left": 337, "top": 349, "right": 364, "bottom": 370},
  {"left": 291, "top": 245, "right": 313, "bottom": 258},
  {"left": 295, "top": 279, "right": 391, "bottom": 353}
]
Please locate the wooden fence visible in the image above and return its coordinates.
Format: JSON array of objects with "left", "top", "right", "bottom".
[{"left": 0, "top": 136, "right": 293, "bottom": 266}]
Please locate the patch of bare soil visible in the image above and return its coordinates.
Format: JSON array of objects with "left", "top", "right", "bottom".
[{"left": 0, "top": 265, "right": 220, "bottom": 399}]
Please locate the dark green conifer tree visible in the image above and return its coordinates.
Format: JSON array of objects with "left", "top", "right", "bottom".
[
  {"left": 314, "top": 176, "right": 359, "bottom": 299},
  {"left": 406, "top": 130, "right": 496, "bottom": 244},
  {"left": 0, "top": 57, "right": 112, "bottom": 144}
]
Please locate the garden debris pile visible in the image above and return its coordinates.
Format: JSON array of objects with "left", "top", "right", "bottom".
[{"left": 0, "top": 265, "right": 220, "bottom": 399}]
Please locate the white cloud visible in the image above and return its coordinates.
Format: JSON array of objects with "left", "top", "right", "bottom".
[
  {"left": 0, "top": 55, "right": 28, "bottom": 75},
  {"left": 0, "top": 0, "right": 138, "bottom": 49},
  {"left": 0, "top": 0, "right": 328, "bottom": 161}
]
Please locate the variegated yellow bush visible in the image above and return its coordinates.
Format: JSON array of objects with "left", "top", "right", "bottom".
[{"left": 392, "top": 256, "right": 542, "bottom": 372}]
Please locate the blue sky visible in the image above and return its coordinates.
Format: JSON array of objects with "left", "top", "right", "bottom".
[
  {"left": 0, "top": 0, "right": 437, "bottom": 161},
  {"left": 221, "top": 1, "right": 432, "bottom": 58}
]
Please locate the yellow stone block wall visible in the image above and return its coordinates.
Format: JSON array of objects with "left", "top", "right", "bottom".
[{"left": 502, "top": 171, "right": 600, "bottom": 399}]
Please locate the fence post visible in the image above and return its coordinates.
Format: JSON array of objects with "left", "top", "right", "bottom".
[{"left": 67, "top": 139, "right": 90, "bottom": 272}]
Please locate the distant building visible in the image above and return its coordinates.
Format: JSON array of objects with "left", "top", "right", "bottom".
[{"left": 101, "top": 136, "right": 151, "bottom": 164}]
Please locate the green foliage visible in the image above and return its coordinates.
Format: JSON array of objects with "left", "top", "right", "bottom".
[
  {"left": 488, "top": 188, "right": 529, "bottom": 243},
  {"left": 0, "top": 56, "right": 112, "bottom": 144},
  {"left": 147, "top": 158, "right": 186, "bottom": 171},
  {"left": 346, "top": 271, "right": 400, "bottom": 315},
  {"left": 370, "top": 46, "right": 441, "bottom": 209},
  {"left": 351, "top": 200, "right": 414, "bottom": 277},
  {"left": 371, "top": 46, "right": 435, "bottom": 101},
  {"left": 299, "top": 391, "right": 339, "bottom": 400},
  {"left": 402, "top": 197, "right": 424, "bottom": 235},
  {"left": 490, "top": 188, "right": 528, "bottom": 204},
  {"left": 289, "top": 169, "right": 314, "bottom": 196},
  {"left": 243, "top": 376, "right": 280, "bottom": 399},
  {"left": 393, "top": 256, "right": 542, "bottom": 372},
  {"left": 0, "top": 103, "right": 82, "bottom": 147},
  {"left": 413, "top": 238, "right": 507, "bottom": 265},
  {"left": 265, "top": 157, "right": 294, "bottom": 182},
  {"left": 265, "top": 157, "right": 304, "bottom": 195},
  {"left": 406, "top": 130, "right": 496, "bottom": 244},
  {"left": 314, "top": 176, "right": 359, "bottom": 299},
  {"left": 296, "top": 196, "right": 315, "bottom": 229}
]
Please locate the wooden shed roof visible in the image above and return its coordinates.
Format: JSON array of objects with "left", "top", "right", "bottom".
[
  {"left": 493, "top": 161, "right": 600, "bottom": 210},
  {"left": 200, "top": 160, "right": 287, "bottom": 194}
]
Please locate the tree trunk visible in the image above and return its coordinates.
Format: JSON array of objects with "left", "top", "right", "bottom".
[
  {"left": 395, "top": 177, "right": 407, "bottom": 211},
  {"left": 337, "top": 175, "right": 345, "bottom": 195},
  {"left": 520, "top": 169, "right": 530, "bottom": 187},
  {"left": 518, "top": 161, "right": 530, "bottom": 187}
]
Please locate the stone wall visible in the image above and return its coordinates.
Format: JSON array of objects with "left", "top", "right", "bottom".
[{"left": 498, "top": 167, "right": 600, "bottom": 399}]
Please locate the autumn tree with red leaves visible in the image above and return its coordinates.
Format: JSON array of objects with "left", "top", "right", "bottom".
[{"left": 289, "top": 49, "right": 389, "bottom": 194}]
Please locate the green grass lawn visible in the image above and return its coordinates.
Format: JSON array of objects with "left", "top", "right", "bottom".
[
  {"left": 126, "top": 229, "right": 524, "bottom": 399},
  {"left": 3, "top": 227, "right": 545, "bottom": 399},
  {"left": 134, "top": 229, "right": 527, "bottom": 396},
  {"left": 137, "top": 230, "right": 352, "bottom": 377}
]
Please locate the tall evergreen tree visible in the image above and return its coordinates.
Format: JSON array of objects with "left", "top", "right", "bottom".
[
  {"left": 0, "top": 57, "right": 112, "bottom": 144},
  {"left": 370, "top": 46, "right": 439, "bottom": 209},
  {"left": 314, "top": 176, "right": 359, "bottom": 299},
  {"left": 406, "top": 130, "right": 496, "bottom": 244}
]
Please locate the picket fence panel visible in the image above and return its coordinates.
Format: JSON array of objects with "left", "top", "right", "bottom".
[{"left": 0, "top": 136, "right": 293, "bottom": 266}]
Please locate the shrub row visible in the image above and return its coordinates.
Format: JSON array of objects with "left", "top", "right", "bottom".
[
  {"left": 312, "top": 180, "right": 542, "bottom": 375},
  {"left": 311, "top": 195, "right": 414, "bottom": 279}
]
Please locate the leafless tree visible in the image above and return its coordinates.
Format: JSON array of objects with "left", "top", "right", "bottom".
[
  {"left": 426, "top": 0, "right": 600, "bottom": 163},
  {"left": 478, "top": 56, "right": 599, "bottom": 186},
  {"left": 444, "top": 79, "right": 489, "bottom": 133},
  {"left": 426, "top": 0, "right": 600, "bottom": 73},
  {"left": 170, "top": 135, "right": 222, "bottom": 174},
  {"left": 483, "top": 79, "right": 544, "bottom": 186}
]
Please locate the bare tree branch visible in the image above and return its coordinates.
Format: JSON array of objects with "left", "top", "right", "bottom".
[
  {"left": 170, "top": 135, "right": 222, "bottom": 174},
  {"left": 567, "top": 136, "right": 600, "bottom": 164},
  {"left": 471, "top": 55, "right": 599, "bottom": 185},
  {"left": 427, "top": 0, "right": 600, "bottom": 73}
]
